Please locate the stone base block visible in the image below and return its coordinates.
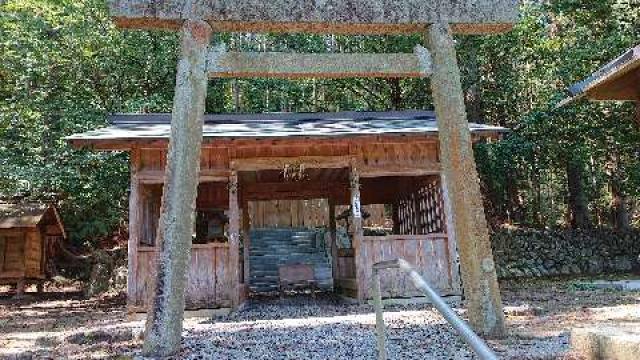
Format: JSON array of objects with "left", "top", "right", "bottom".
[{"left": 571, "top": 325, "right": 640, "bottom": 360}]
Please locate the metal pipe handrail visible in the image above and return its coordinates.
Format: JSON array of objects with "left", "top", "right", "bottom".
[{"left": 371, "top": 258, "right": 498, "bottom": 360}]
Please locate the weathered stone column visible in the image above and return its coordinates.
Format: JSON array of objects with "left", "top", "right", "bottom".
[
  {"left": 143, "top": 20, "right": 212, "bottom": 357},
  {"left": 228, "top": 172, "right": 241, "bottom": 306},
  {"left": 426, "top": 22, "right": 505, "bottom": 337}
]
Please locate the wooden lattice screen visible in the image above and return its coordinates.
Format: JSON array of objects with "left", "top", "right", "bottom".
[{"left": 397, "top": 178, "right": 445, "bottom": 235}]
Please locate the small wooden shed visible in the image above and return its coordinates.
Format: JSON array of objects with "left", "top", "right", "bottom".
[{"left": 0, "top": 203, "right": 66, "bottom": 294}]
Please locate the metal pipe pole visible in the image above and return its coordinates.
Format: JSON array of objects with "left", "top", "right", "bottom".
[
  {"left": 395, "top": 259, "right": 498, "bottom": 360},
  {"left": 372, "top": 271, "right": 388, "bottom": 360}
]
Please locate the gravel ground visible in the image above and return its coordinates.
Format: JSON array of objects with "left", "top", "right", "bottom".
[
  {"left": 172, "top": 295, "right": 568, "bottom": 360},
  {"left": 1, "top": 277, "right": 638, "bottom": 359}
]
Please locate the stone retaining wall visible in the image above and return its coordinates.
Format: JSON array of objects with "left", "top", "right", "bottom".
[{"left": 491, "top": 228, "right": 640, "bottom": 279}]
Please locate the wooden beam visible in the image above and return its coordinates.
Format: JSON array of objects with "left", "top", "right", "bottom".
[
  {"left": 138, "top": 171, "right": 231, "bottom": 184},
  {"left": 109, "top": 0, "right": 517, "bottom": 35},
  {"left": 231, "top": 155, "right": 353, "bottom": 172},
  {"left": 359, "top": 166, "right": 440, "bottom": 178},
  {"left": 242, "top": 181, "right": 344, "bottom": 194},
  {"left": 208, "top": 46, "right": 432, "bottom": 79}
]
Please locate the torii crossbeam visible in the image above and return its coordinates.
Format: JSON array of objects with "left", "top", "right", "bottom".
[{"left": 107, "top": 0, "right": 519, "bottom": 356}]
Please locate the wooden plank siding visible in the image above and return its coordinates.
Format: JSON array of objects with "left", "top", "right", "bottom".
[
  {"left": 126, "top": 134, "right": 461, "bottom": 307},
  {"left": 360, "top": 234, "right": 455, "bottom": 299},
  {"left": 133, "top": 244, "right": 231, "bottom": 309},
  {"left": 134, "top": 137, "right": 439, "bottom": 180},
  {"left": 0, "top": 232, "right": 25, "bottom": 275},
  {"left": 248, "top": 200, "right": 388, "bottom": 229},
  {"left": 23, "top": 231, "right": 43, "bottom": 278}
]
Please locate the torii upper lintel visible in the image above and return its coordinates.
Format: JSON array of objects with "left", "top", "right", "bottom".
[{"left": 109, "top": 0, "right": 518, "bottom": 34}]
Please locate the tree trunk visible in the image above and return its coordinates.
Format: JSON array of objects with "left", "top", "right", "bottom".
[
  {"left": 566, "top": 157, "right": 590, "bottom": 229},
  {"left": 608, "top": 153, "right": 630, "bottom": 231},
  {"left": 426, "top": 23, "right": 505, "bottom": 338},
  {"left": 610, "top": 176, "right": 630, "bottom": 231},
  {"left": 464, "top": 39, "right": 483, "bottom": 124},
  {"left": 504, "top": 170, "right": 522, "bottom": 224},
  {"left": 389, "top": 77, "right": 402, "bottom": 110},
  {"left": 233, "top": 79, "right": 241, "bottom": 113},
  {"left": 143, "top": 20, "right": 211, "bottom": 358}
]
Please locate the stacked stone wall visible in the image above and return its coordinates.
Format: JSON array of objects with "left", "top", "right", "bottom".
[{"left": 491, "top": 228, "right": 640, "bottom": 279}]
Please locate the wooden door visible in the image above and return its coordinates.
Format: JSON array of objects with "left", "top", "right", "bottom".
[{"left": 1, "top": 233, "right": 25, "bottom": 274}]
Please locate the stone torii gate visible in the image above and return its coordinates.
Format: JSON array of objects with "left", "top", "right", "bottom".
[{"left": 108, "top": 0, "right": 518, "bottom": 356}]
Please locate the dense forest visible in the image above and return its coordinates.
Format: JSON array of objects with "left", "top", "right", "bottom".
[{"left": 0, "top": 0, "right": 638, "bottom": 247}]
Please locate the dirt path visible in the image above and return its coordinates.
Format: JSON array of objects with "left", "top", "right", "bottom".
[{"left": 0, "top": 277, "right": 638, "bottom": 359}]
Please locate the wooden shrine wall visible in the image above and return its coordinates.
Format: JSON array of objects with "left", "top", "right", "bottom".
[
  {"left": 133, "top": 244, "right": 231, "bottom": 309},
  {"left": 248, "top": 199, "right": 387, "bottom": 229},
  {"left": 354, "top": 140, "right": 439, "bottom": 175},
  {"left": 138, "top": 147, "right": 229, "bottom": 176},
  {"left": 135, "top": 136, "right": 439, "bottom": 177},
  {"left": 129, "top": 136, "right": 450, "bottom": 304},
  {"left": 359, "top": 234, "right": 456, "bottom": 299}
]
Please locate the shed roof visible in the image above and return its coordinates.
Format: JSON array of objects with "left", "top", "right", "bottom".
[
  {"left": 67, "top": 110, "right": 507, "bottom": 149},
  {"left": 560, "top": 44, "right": 640, "bottom": 107},
  {"left": 0, "top": 203, "right": 65, "bottom": 237}
]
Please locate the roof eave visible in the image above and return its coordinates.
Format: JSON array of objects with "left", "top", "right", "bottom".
[{"left": 560, "top": 45, "right": 640, "bottom": 107}]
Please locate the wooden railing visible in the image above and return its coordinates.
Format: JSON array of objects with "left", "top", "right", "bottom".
[{"left": 359, "top": 233, "right": 455, "bottom": 299}]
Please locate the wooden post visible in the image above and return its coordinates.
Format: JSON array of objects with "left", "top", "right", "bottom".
[
  {"left": 15, "top": 279, "right": 26, "bottom": 297},
  {"left": 440, "top": 173, "right": 462, "bottom": 295},
  {"left": 426, "top": 23, "right": 505, "bottom": 337},
  {"left": 350, "top": 166, "right": 366, "bottom": 300},
  {"left": 228, "top": 172, "right": 241, "bottom": 306},
  {"left": 328, "top": 197, "right": 338, "bottom": 283},
  {"left": 391, "top": 202, "right": 400, "bottom": 235},
  {"left": 412, "top": 193, "right": 420, "bottom": 235},
  {"left": 242, "top": 199, "right": 251, "bottom": 285},
  {"left": 143, "top": 20, "right": 212, "bottom": 357},
  {"left": 127, "top": 148, "right": 141, "bottom": 308}
]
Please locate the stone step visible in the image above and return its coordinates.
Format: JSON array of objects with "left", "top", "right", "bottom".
[{"left": 248, "top": 228, "right": 332, "bottom": 294}]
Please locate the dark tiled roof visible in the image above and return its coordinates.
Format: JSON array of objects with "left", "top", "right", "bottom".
[
  {"left": 67, "top": 110, "right": 507, "bottom": 141},
  {"left": 559, "top": 44, "right": 640, "bottom": 107}
]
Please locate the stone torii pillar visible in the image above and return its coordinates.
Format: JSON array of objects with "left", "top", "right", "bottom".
[
  {"left": 143, "top": 20, "right": 211, "bottom": 357},
  {"left": 108, "top": 0, "right": 517, "bottom": 355},
  {"left": 426, "top": 23, "right": 505, "bottom": 337}
]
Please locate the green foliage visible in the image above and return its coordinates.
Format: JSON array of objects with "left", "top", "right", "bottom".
[
  {"left": 472, "top": 0, "right": 639, "bottom": 227},
  {"left": 0, "top": 0, "right": 638, "bottom": 247},
  {"left": 0, "top": 0, "right": 178, "bottom": 245}
]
